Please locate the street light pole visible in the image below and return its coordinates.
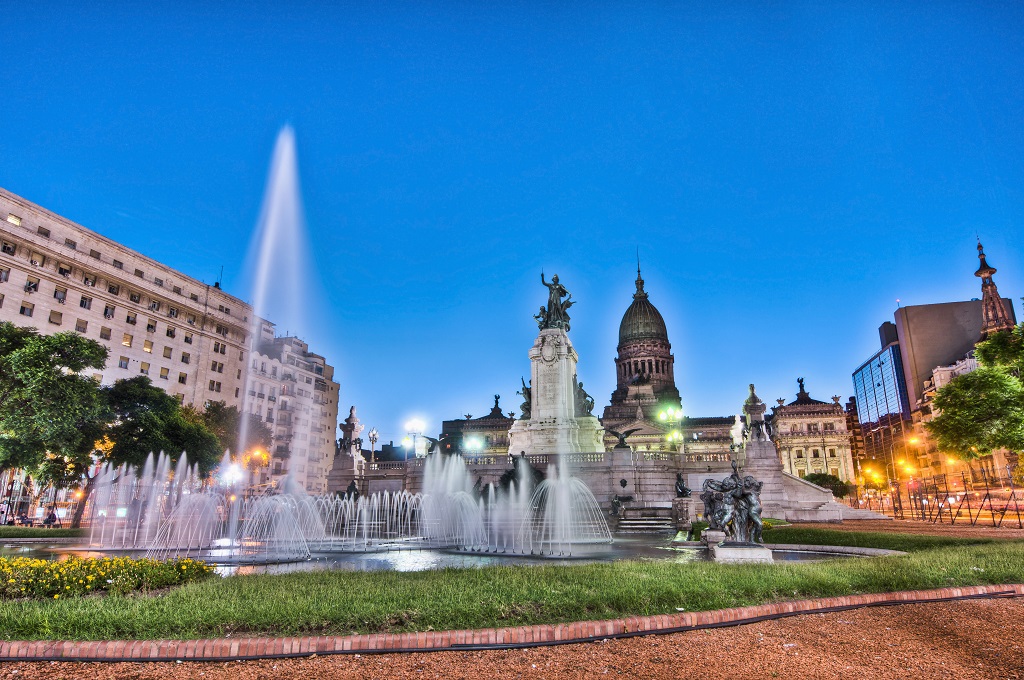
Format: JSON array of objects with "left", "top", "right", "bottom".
[{"left": 368, "top": 428, "right": 378, "bottom": 465}]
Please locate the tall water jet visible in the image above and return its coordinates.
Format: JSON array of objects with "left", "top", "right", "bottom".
[{"left": 239, "top": 126, "right": 317, "bottom": 456}]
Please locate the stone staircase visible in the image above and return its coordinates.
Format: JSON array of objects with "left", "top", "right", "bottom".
[{"left": 615, "top": 516, "right": 676, "bottom": 533}]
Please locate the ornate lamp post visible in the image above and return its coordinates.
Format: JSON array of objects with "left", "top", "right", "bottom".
[
  {"left": 368, "top": 428, "right": 378, "bottom": 465},
  {"left": 658, "top": 406, "right": 683, "bottom": 453}
]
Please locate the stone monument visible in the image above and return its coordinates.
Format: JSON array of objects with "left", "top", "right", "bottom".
[
  {"left": 699, "top": 461, "right": 773, "bottom": 563},
  {"left": 508, "top": 273, "right": 605, "bottom": 455}
]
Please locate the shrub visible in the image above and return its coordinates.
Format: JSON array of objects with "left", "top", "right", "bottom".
[{"left": 0, "top": 556, "right": 214, "bottom": 599}]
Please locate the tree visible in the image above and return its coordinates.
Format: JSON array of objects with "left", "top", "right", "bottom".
[
  {"left": 926, "top": 367, "right": 1024, "bottom": 459},
  {"left": 194, "top": 401, "right": 273, "bottom": 455},
  {"left": 802, "top": 472, "right": 852, "bottom": 498},
  {"left": 0, "top": 322, "right": 107, "bottom": 475},
  {"left": 974, "top": 324, "right": 1024, "bottom": 378},
  {"left": 103, "top": 377, "right": 221, "bottom": 475}
]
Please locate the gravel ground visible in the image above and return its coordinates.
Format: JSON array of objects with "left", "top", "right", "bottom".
[
  {"left": 6, "top": 598, "right": 1023, "bottom": 679},
  {"left": 794, "top": 519, "right": 1024, "bottom": 539}
]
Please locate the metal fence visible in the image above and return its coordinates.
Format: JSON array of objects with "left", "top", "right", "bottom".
[{"left": 840, "top": 465, "right": 1024, "bottom": 527}]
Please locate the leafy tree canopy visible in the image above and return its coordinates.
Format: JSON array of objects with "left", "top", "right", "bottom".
[
  {"left": 926, "top": 366, "right": 1024, "bottom": 459},
  {"left": 802, "top": 472, "right": 851, "bottom": 498},
  {"left": 103, "top": 376, "right": 221, "bottom": 475},
  {"left": 194, "top": 401, "right": 273, "bottom": 455},
  {"left": 0, "top": 322, "right": 107, "bottom": 476},
  {"left": 975, "top": 324, "right": 1024, "bottom": 378}
]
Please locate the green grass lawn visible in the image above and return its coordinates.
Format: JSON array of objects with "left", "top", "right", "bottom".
[
  {"left": 0, "top": 526, "right": 83, "bottom": 539},
  {"left": 1, "top": 527, "right": 1022, "bottom": 641}
]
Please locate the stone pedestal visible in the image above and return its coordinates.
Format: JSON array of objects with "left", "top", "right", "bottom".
[
  {"left": 507, "top": 328, "right": 605, "bottom": 456},
  {"left": 700, "top": 528, "right": 727, "bottom": 546},
  {"left": 672, "top": 497, "right": 694, "bottom": 530},
  {"left": 710, "top": 542, "right": 774, "bottom": 564}
]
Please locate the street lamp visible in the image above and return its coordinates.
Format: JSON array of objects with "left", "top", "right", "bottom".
[
  {"left": 658, "top": 406, "right": 683, "bottom": 452},
  {"left": 368, "top": 428, "right": 378, "bottom": 465},
  {"left": 404, "top": 418, "right": 425, "bottom": 459}
]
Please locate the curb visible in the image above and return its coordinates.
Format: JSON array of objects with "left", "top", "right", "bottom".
[{"left": 2, "top": 584, "right": 1021, "bottom": 662}]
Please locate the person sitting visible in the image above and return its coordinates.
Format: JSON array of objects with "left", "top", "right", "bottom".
[{"left": 43, "top": 508, "right": 58, "bottom": 528}]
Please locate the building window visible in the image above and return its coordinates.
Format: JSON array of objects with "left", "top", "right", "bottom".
[
  {"left": 19, "top": 301, "right": 33, "bottom": 317},
  {"left": 83, "top": 274, "right": 96, "bottom": 287},
  {"left": 147, "top": 319, "right": 157, "bottom": 333},
  {"left": 122, "top": 333, "right": 133, "bottom": 347},
  {"left": 166, "top": 327, "right": 176, "bottom": 339},
  {"left": 48, "top": 310, "right": 62, "bottom": 325},
  {"left": 162, "top": 346, "right": 172, "bottom": 358},
  {"left": 143, "top": 340, "right": 153, "bottom": 353},
  {"left": 812, "top": 449, "right": 820, "bottom": 458},
  {"left": 92, "top": 373, "right": 102, "bottom": 383},
  {"left": 172, "top": 285, "right": 181, "bottom": 295},
  {"left": 208, "top": 380, "right": 222, "bottom": 393},
  {"left": 159, "top": 367, "right": 169, "bottom": 380},
  {"left": 0, "top": 294, "right": 4, "bottom": 308},
  {"left": 235, "top": 387, "right": 240, "bottom": 398},
  {"left": 181, "top": 352, "right": 190, "bottom": 364},
  {"left": 100, "top": 327, "right": 112, "bottom": 340},
  {"left": 75, "top": 319, "right": 87, "bottom": 333},
  {"left": 107, "top": 283, "right": 119, "bottom": 295},
  {"left": 184, "top": 333, "right": 193, "bottom": 344},
  {"left": 154, "top": 278, "right": 163, "bottom": 287},
  {"left": 103, "top": 304, "right": 115, "bottom": 319},
  {"left": 178, "top": 372, "right": 187, "bottom": 385},
  {"left": 58, "top": 264, "right": 72, "bottom": 278},
  {"left": 824, "top": 422, "right": 836, "bottom": 432},
  {"left": 134, "top": 269, "right": 144, "bottom": 278},
  {"left": 54, "top": 287, "right": 67, "bottom": 303},
  {"left": 828, "top": 448, "right": 837, "bottom": 457},
  {"left": 129, "top": 291, "right": 141, "bottom": 303},
  {"left": 25, "top": 277, "right": 39, "bottom": 293},
  {"left": 216, "top": 324, "right": 228, "bottom": 337},
  {"left": 126, "top": 313, "right": 137, "bottom": 325},
  {"left": 808, "top": 423, "right": 820, "bottom": 433},
  {"left": 64, "top": 238, "right": 77, "bottom": 250},
  {"left": 0, "top": 241, "right": 15, "bottom": 256},
  {"left": 795, "top": 449, "right": 804, "bottom": 458},
  {"left": 79, "top": 295, "right": 92, "bottom": 310},
  {"left": 149, "top": 300, "right": 161, "bottom": 312},
  {"left": 6, "top": 214, "right": 22, "bottom": 226},
  {"left": 0, "top": 267, "right": 8, "bottom": 282},
  {"left": 118, "top": 356, "right": 129, "bottom": 369},
  {"left": 89, "top": 249, "right": 100, "bottom": 259},
  {"left": 190, "top": 293, "right": 199, "bottom": 302},
  {"left": 140, "top": 362, "right": 150, "bottom": 375},
  {"left": 168, "top": 307, "right": 178, "bottom": 318}
]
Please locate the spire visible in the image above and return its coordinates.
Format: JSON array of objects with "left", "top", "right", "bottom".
[
  {"left": 634, "top": 256, "right": 648, "bottom": 300},
  {"left": 975, "top": 240, "right": 1014, "bottom": 337}
]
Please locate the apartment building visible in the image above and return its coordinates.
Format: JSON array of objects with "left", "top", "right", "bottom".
[
  {"left": 248, "top": 320, "right": 341, "bottom": 494},
  {"left": 0, "top": 187, "right": 251, "bottom": 409}
]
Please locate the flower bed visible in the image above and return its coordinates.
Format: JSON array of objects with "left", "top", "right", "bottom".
[{"left": 0, "top": 556, "right": 214, "bottom": 599}]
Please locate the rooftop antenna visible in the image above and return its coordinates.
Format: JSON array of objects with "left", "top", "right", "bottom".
[
  {"left": 636, "top": 247, "right": 641, "bottom": 277},
  {"left": 214, "top": 265, "right": 224, "bottom": 289}
]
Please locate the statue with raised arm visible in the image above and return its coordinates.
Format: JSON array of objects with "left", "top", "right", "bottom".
[
  {"left": 517, "top": 377, "right": 532, "bottom": 420},
  {"left": 540, "top": 273, "right": 573, "bottom": 331}
]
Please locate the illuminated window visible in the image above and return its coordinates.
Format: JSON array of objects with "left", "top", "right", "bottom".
[
  {"left": 6, "top": 214, "right": 22, "bottom": 226},
  {"left": 100, "top": 327, "right": 111, "bottom": 340},
  {"left": 122, "top": 334, "right": 132, "bottom": 347},
  {"left": 159, "top": 367, "right": 169, "bottom": 380},
  {"left": 143, "top": 340, "right": 153, "bottom": 353},
  {"left": 48, "top": 310, "right": 62, "bottom": 325},
  {"left": 140, "top": 362, "right": 150, "bottom": 375}
]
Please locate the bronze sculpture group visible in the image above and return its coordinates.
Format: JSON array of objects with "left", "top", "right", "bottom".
[{"left": 700, "top": 462, "right": 765, "bottom": 544}]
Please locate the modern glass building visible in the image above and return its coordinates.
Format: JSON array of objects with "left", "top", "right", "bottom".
[
  {"left": 852, "top": 343, "right": 910, "bottom": 427},
  {"left": 852, "top": 342, "right": 912, "bottom": 471}
]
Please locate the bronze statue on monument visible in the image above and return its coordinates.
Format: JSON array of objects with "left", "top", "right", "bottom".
[{"left": 539, "top": 273, "right": 574, "bottom": 331}]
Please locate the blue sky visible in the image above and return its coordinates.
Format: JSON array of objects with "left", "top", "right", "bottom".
[{"left": 2, "top": 3, "right": 1022, "bottom": 445}]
